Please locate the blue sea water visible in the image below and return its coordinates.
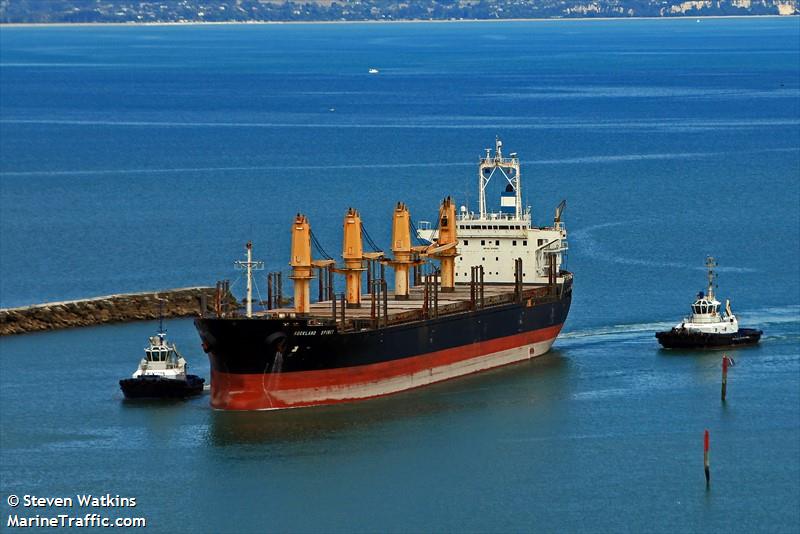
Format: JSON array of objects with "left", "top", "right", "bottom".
[{"left": 1, "top": 18, "right": 799, "bottom": 533}]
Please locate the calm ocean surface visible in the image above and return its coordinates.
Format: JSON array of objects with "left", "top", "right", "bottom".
[{"left": 1, "top": 19, "right": 798, "bottom": 532}]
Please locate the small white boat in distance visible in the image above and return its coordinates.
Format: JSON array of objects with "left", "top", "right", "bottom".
[{"left": 368, "top": 68, "right": 379, "bottom": 74}]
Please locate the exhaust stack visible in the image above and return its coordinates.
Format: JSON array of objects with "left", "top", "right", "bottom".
[
  {"left": 341, "top": 208, "right": 365, "bottom": 308},
  {"left": 289, "top": 214, "right": 313, "bottom": 314}
]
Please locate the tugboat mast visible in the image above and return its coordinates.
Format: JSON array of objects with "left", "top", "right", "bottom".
[
  {"left": 156, "top": 296, "right": 166, "bottom": 338},
  {"left": 235, "top": 241, "right": 264, "bottom": 318},
  {"left": 706, "top": 256, "right": 717, "bottom": 301}
]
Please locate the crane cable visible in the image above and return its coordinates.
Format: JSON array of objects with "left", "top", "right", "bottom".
[
  {"left": 360, "top": 224, "right": 382, "bottom": 253},
  {"left": 309, "top": 230, "right": 333, "bottom": 261}
]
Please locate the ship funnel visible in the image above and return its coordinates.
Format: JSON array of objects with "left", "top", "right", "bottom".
[
  {"left": 342, "top": 208, "right": 365, "bottom": 307},
  {"left": 434, "top": 196, "right": 459, "bottom": 293},
  {"left": 289, "top": 213, "right": 313, "bottom": 313},
  {"left": 390, "top": 202, "right": 413, "bottom": 300}
]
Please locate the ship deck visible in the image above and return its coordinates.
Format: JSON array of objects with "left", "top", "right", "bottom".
[{"left": 259, "top": 281, "right": 565, "bottom": 330}]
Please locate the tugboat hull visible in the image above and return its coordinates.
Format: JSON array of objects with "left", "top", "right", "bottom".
[
  {"left": 120, "top": 375, "right": 205, "bottom": 399},
  {"left": 656, "top": 328, "right": 762, "bottom": 349}
]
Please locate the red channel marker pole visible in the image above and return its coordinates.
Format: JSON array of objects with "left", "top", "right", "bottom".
[
  {"left": 704, "top": 430, "right": 711, "bottom": 488},
  {"left": 722, "top": 355, "right": 729, "bottom": 402}
]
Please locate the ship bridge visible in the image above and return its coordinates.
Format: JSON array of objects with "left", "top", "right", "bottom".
[{"left": 417, "top": 138, "right": 568, "bottom": 285}]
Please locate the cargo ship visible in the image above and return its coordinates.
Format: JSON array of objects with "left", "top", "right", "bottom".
[{"left": 195, "top": 139, "right": 572, "bottom": 410}]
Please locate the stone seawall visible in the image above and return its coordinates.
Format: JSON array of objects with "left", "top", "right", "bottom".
[{"left": 0, "top": 287, "right": 236, "bottom": 336}]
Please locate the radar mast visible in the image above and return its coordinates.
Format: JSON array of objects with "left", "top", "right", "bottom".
[{"left": 478, "top": 137, "right": 522, "bottom": 220}]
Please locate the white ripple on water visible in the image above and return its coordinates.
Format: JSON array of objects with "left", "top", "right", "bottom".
[
  {"left": 569, "top": 370, "right": 692, "bottom": 402},
  {"left": 558, "top": 320, "right": 676, "bottom": 347},
  {"left": 475, "top": 85, "right": 800, "bottom": 100},
  {"left": 0, "top": 161, "right": 473, "bottom": 177},
  {"left": 570, "top": 388, "right": 633, "bottom": 400},
  {"left": 571, "top": 220, "right": 759, "bottom": 273},
  {"left": 558, "top": 305, "right": 799, "bottom": 349},
  {"left": 539, "top": 152, "right": 729, "bottom": 164},
  {"left": 3, "top": 148, "right": 795, "bottom": 178},
  {"left": 737, "top": 305, "right": 800, "bottom": 326},
  {"left": 2, "top": 117, "right": 799, "bottom": 133},
  {"left": 0, "top": 62, "right": 134, "bottom": 68}
]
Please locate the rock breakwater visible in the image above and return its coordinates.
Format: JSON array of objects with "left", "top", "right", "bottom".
[{"left": 0, "top": 287, "right": 236, "bottom": 336}]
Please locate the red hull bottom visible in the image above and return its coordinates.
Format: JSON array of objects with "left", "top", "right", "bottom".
[{"left": 210, "top": 324, "right": 563, "bottom": 410}]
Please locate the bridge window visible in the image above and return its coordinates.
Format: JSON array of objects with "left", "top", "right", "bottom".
[
  {"left": 495, "top": 240, "right": 500, "bottom": 246},
  {"left": 513, "top": 240, "right": 517, "bottom": 246},
  {"left": 523, "top": 240, "right": 527, "bottom": 246},
  {"left": 481, "top": 240, "right": 485, "bottom": 246},
  {"left": 463, "top": 240, "right": 469, "bottom": 246}
]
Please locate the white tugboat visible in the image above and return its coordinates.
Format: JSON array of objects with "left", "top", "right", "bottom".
[
  {"left": 120, "top": 318, "right": 204, "bottom": 399},
  {"left": 656, "top": 257, "right": 762, "bottom": 349}
]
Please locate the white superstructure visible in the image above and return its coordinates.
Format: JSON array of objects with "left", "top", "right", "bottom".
[
  {"left": 417, "top": 138, "right": 568, "bottom": 285},
  {"left": 672, "top": 256, "right": 739, "bottom": 335},
  {"left": 131, "top": 332, "right": 190, "bottom": 380}
]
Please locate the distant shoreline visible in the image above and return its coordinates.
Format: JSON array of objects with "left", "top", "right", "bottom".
[{"left": 0, "top": 14, "right": 796, "bottom": 28}]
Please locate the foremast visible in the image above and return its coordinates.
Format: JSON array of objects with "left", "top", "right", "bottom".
[{"left": 235, "top": 241, "right": 264, "bottom": 318}]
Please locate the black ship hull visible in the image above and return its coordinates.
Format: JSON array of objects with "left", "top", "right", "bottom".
[
  {"left": 120, "top": 375, "right": 205, "bottom": 399},
  {"left": 195, "top": 281, "right": 572, "bottom": 410},
  {"left": 655, "top": 328, "right": 762, "bottom": 349}
]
